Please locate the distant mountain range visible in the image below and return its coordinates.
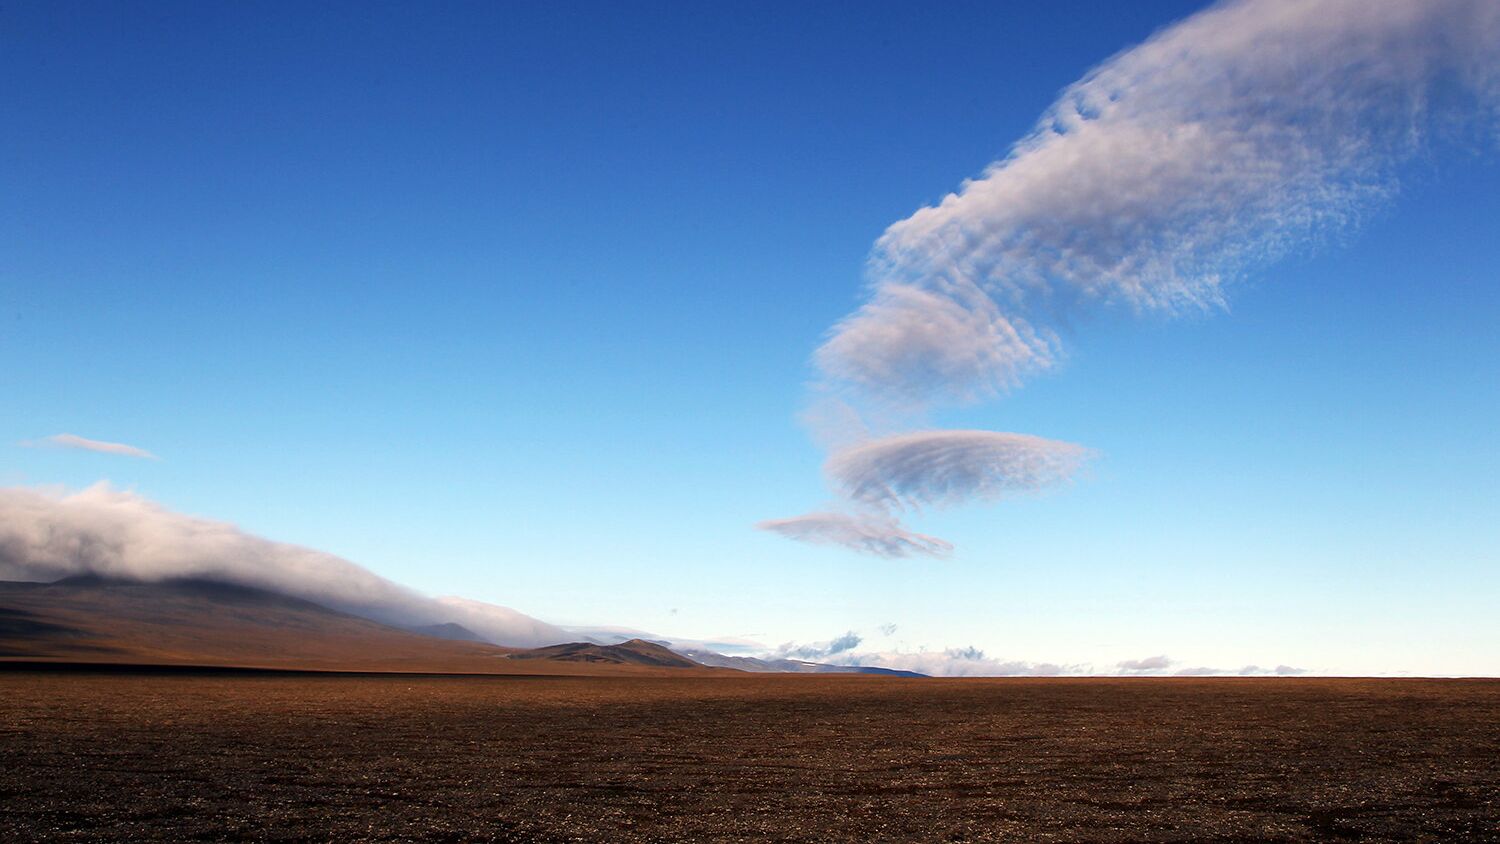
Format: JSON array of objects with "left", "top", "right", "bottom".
[
  {"left": 0, "top": 576, "right": 924, "bottom": 676},
  {"left": 677, "top": 648, "right": 927, "bottom": 678},
  {"left": 509, "top": 639, "right": 701, "bottom": 668}
]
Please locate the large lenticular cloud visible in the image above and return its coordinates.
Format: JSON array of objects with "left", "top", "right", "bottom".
[
  {"left": 766, "top": 0, "right": 1499, "bottom": 557},
  {"left": 822, "top": 0, "right": 1500, "bottom": 404},
  {"left": 0, "top": 484, "right": 570, "bottom": 647}
]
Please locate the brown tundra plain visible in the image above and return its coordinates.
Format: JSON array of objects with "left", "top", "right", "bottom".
[{"left": 2, "top": 671, "right": 1498, "bottom": 842}]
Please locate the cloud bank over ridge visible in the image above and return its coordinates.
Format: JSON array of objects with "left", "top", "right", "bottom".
[{"left": 0, "top": 484, "right": 569, "bottom": 647}]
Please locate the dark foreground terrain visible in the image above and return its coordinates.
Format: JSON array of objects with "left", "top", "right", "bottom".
[{"left": 2, "top": 673, "right": 1497, "bottom": 842}]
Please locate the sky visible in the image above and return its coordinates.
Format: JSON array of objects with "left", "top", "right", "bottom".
[{"left": 3, "top": 0, "right": 1497, "bottom": 676}]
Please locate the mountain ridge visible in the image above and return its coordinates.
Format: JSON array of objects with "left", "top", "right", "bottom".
[{"left": 0, "top": 577, "right": 713, "bottom": 675}]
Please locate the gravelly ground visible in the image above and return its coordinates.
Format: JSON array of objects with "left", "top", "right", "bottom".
[{"left": 1, "top": 673, "right": 1497, "bottom": 842}]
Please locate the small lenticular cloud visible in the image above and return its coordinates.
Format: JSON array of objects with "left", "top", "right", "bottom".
[
  {"left": 23, "top": 433, "right": 158, "bottom": 460},
  {"left": 755, "top": 510, "right": 952, "bottom": 559}
]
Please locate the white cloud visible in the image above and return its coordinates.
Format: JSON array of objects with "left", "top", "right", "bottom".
[
  {"left": 0, "top": 483, "right": 568, "bottom": 647},
  {"left": 810, "top": 647, "right": 1308, "bottom": 677},
  {"left": 773, "top": 0, "right": 1499, "bottom": 556},
  {"left": 815, "top": 281, "right": 1057, "bottom": 406},
  {"left": 1152, "top": 659, "right": 1310, "bottom": 676},
  {"left": 829, "top": 646, "right": 1077, "bottom": 678},
  {"left": 826, "top": 430, "right": 1091, "bottom": 511},
  {"left": 1184, "top": 664, "right": 1306, "bottom": 677},
  {"left": 755, "top": 510, "right": 952, "bottom": 558},
  {"left": 1118, "top": 654, "right": 1174, "bottom": 672},
  {"left": 1173, "top": 666, "right": 1229, "bottom": 676},
  {"left": 1244, "top": 664, "right": 1308, "bottom": 676},
  {"left": 22, "top": 433, "right": 158, "bottom": 460},
  {"left": 818, "top": 0, "right": 1500, "bottom": 404},
  {"left": 776, "top": 631, "right": 862, "bottom": 661}
]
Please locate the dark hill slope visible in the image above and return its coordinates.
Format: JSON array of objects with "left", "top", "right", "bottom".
[
  {"left": 0, "top": 578, "right": 711, "bottom": 675},
  {"left": 508, "top": 638, "right": 703, "bottom": 668}
]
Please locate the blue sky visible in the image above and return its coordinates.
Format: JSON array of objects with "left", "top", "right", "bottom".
[{"left": 3, "top": 1, "right": 1497, "bottom": 675}]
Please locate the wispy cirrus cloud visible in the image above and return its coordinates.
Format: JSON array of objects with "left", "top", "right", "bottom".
[
  {"left": 22, "top": 433, "right": 158, "bottom": 460},
  {"left": 755, "top": 510, "right": 952, "bottom": 559}
]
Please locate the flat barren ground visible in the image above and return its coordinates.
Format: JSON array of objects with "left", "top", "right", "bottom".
[{"left": 2, "top": 673, "right": 1497, "bottom": 842}]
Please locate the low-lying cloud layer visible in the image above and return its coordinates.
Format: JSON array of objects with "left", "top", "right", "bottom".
[
  {"left": 1118, "top": 655, "right": 1174, "bottom": 672},
  {"left": 770, "top": 640, "right": 1309, "bottom": 678},
  {"left": 22, "top": 433, "right": 158, "bottom": 460},
  {"left": 1174, "top": 664, "right": 1307, "bottom": 677},
  {"left": 1117, "top": 654, "right": 1307, "bottom": 676},
  {"left": 776, "top": 631, "right": 862, "bottom": 661},
  {"left": 835, "top": 646, "right": 1073, "bottom": 678},
  {"left": 0, "top": 484, "right": 569, "bottom": 647}
]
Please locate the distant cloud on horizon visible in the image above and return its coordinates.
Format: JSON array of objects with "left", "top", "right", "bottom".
[
  {"left": 748, "top": 643, "right": 1313, "bottom": 677},
  {"left": 22, "top": 433, "right": 158, "bottom": 460},
  {"left": 1116, "top": 654, "right": 1309, "bottom": 677},
  {"left": 827, "top": 430, "right": 1090, "bottom": 511},
  {"left": 1118, "top": 655, "right": 1174, "bottom": 672},
  {"left": 831, "top": 646, "right": 1075, "bottom": 678}
]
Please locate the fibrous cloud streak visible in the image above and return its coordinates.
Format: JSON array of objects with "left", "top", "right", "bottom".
[
  {"left": 820, "top": 0, "right": 1500, "bottom": 404},
  {"left": 22, "top": 433, "right": 158, "bottom": 460},
  {"left": 756, "top": 511, "right": 952, "bottom": 559},
  {"left": 0, "top": 484, "right": 569, "bottom": 647}
]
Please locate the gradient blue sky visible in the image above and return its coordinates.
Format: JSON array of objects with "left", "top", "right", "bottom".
[{"left": 4, "top": 1, "right": 1497, "bottom": 674}]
